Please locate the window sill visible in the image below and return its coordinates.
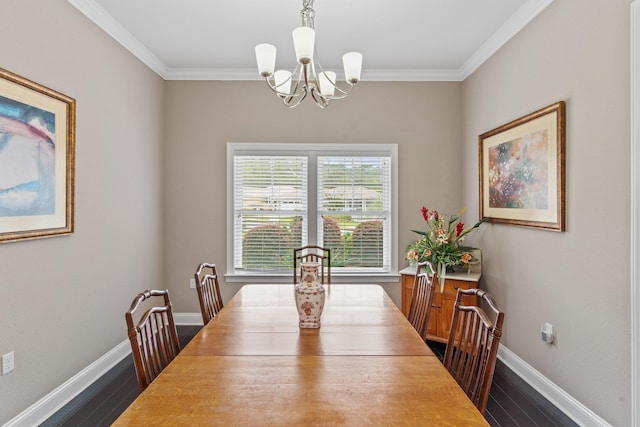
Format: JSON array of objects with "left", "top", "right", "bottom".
[{"left": 224, "top": 272, "right": 401, "bottom": 284}]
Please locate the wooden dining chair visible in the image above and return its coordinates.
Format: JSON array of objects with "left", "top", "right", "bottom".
[
  {"left": 406, "top": 260, "right": 436, "bottom": 340},
  {"left": 125, "top": 289, "right": 181, "bottom": 392},
  {"left": 293, "top": 245, "right": 331, "bottom": 285},
  {"left": 194, "top": 262, "right": 224, "bottom": 324},
  {"left": 443, "top": 288, "right": 505, "bottom": 415}
]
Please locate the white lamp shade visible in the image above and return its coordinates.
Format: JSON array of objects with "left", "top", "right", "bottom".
[
  {"left": 343, "top": 52, "right": 363, "bottom": 83},
  {"left": 274, "top": 70, "right": 292, "bottom": 95},
  {"left": 292, "top": 27, "right": 315, "bottom": 64},
  {"left": 255, "top": 43, "right": 276, "bottom": 77},
  {"left": 318, "top": 71, "right": 336, "bottom": 96}
]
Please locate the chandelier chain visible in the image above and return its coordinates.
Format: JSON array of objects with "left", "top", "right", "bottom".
[{"left": 301, "top": 0, "right": 315, "bottom": 29}]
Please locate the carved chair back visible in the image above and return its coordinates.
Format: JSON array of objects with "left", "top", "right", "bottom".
[
  {"left": 407, "top": 260, "right": 436, "bottom": 340},
  {"left": 125, "top": 289, "right": 181, "bottom": 391},
  {"left": 443, "top": 288, "right": 505, "bottom": 415},
  {"left": 293, "top": 245, "right": 331, "bottom": 285},
  {"left": 194, "top": 262, "right": 224, "bottom": 324}
]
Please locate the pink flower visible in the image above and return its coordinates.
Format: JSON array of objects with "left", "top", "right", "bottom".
[
  {"left": 421, "top": 206, "right": 428, "bottom": 221},
  {"left": 456, "top": 222, "right": 464, "bottom": 236}
]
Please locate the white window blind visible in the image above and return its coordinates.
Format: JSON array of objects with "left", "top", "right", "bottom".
[
  {"left": 228, "top": 143, "right": 397, "bottom": 278},
  {"left": 317, "top": 156, "right": 391, "bottom": 271},
  {"left": 233, "top": 156, "right": 308, "bottom": 271}
]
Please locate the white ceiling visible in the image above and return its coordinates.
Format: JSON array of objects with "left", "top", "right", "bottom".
[{"left": 67, "top": 0, "right": 553, "bottom": 81}]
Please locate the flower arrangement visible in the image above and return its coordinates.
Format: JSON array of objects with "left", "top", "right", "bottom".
[{"left": 406, "top": 206, "right": 484, "bottom": 279}]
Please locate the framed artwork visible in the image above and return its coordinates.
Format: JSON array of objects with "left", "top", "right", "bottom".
[
  {"left": 0, "top": 68, "right": 75, "bottom": 243},
  {"left": 479, "top": 101, "right": 565, "bottom": 231}
]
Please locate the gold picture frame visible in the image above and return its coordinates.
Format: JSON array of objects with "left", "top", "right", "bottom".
[
  {"left": 479, "top": 101, "right": 565, "bottom": 231},
  {"left": 0, "top": 68, "right": 75, "bottom": 243}
]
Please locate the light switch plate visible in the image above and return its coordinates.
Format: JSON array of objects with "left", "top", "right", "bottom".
[{"left": 1, "top": 351, "right": 15, "bottom": 375}]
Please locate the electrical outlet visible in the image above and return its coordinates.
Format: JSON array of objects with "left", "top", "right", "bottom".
[
  {"left": 2, "top": 351, "right": 15, "bottom": 375},
  {"left": 541, "top": 322, "right": 554, "bottom": 344},
  {"left": 190, "top": 278, "right": 196, "bottom": 289}
]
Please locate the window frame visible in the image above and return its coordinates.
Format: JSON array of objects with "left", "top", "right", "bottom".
[{"left": 226, "top": 142, "right": 399, "bottom": 283}]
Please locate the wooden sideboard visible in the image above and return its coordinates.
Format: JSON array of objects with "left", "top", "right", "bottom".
[{"left": 400, "top": 266, "right": 481, "bottom": 343}]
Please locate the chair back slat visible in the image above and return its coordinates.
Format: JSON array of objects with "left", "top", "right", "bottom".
[
  {"left": 293, "top": 245, "right": 331, "bottom": 285},
  {"left": 443, "top": 288, "right": 504, "bottom": 415},
  {"left": 407, "top": 261, "right": 436, "bottom": 340},
  {"left": 125, "top": 290, "right": 181, "bottom": 391},
  {"left": 194, "top": 262, "right": 224, "bottom": 324}
]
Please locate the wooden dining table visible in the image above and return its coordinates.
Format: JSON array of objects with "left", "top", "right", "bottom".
[{"left": 113, "top": 284, "right": 489, "bottom": 426}]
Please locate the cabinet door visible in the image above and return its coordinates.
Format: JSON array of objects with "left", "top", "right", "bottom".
[
  {"left": 425, "top": 293, "right": 440, "bottom": 337},
  {"left": 439, "top": 279, "right": 479, "bottom": 340},
  {"left": 401, "top": 274, "right": 414, "bottom": 317},
  {"left": 438, "top": 292, "right": 456, "bottom": 338},
  {"left": 403, "top": 272, "right": 480, "bottom": 342}
]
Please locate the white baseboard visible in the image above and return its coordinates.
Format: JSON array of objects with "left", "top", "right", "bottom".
[
  {"left": 498, "top": 344, "right": 611, "bottom": 427},
  {"left": 3, "top": 340, "right": 131, "bottom": 427},
  {"left": 3, "top": 313, "right": 201, "bottom": 427}
]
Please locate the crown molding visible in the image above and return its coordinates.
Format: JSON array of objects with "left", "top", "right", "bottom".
[
  {"left": 66, "top": 0, "right": 169, "bottom": 78},
  {"left": 459, "top": 0, "right": 555, "bottom": 80},
  {"left": 361, "top": 69, "right": 463, "bottom": 82},
  {"left": 164, "top": 68, "right": 260, "bottom": 81},
  {"left": 164, "top": 68, "right": 464, "bottom": 82},
  {"left": 67, "top": 0, "right": 553, "bottom": 82}
]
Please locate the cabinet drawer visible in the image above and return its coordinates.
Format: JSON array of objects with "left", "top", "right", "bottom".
[{"left": 442, "top": 278, "right": 476, "bottom": 296}]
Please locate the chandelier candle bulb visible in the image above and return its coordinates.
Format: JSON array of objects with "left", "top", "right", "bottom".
[
  {"left": 255, "top": 43, "right": 276, "bottom": 77},
  {"left": 292, "top": 27, "right": 315, "bottom": 64},
  {"left": 343, "top": 52, "right": 363, "bottom": 83},
  {"left": 274, "top": 70, "right": 292, "bottom": 95},
  {"left": 318, "top": 71, "right": 336, "bottom": 96}
]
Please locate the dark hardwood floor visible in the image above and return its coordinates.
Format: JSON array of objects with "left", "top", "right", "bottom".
[
  {"left": 41, "top": 326, "right": 577, "bottom": 427},
  {"left": 426, "top": 341, "right": 577, "bottom": 427}
]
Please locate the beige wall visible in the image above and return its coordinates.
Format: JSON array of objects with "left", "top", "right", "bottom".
[
  {"left": 0, "top": 0, "right": 634, "bottom": 425},
  {"left": 163, "top": 81, "right": 463, "bottom": 310},
  {"left": 0, "top": 1, "right": 165, "bottom": 423},
  {"left": 462, "top": 0, "right": 632, "bottom": 425}
]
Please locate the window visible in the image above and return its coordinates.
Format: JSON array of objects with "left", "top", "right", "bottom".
[{"left": 227, "top": 143, "right": 398, "bottom": 282}]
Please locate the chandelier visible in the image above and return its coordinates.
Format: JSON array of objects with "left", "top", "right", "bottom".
[{"left": 254, "top": 0, "right": 363, "bottom": 108}]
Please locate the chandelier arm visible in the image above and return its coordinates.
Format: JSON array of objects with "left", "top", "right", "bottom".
[
  {"left": 310, "top": 52, "right": 353, "bottom": 100},
  {"left": 290, "top": 64, "right": 306, "bottom": 97},
  {"left": 321, "top": 81, "right": 354, "bottom": 100},
  {"left": 282, "top": 65, "right": 310, "bottom": 108},
  {"left": 310, "top": 87, "right": 329, "bottom": 108},
  {"left": 264, "top": 77, "right": 304, "bottom": 99},
  {"left": 302, "top": 62, "right": 312, "bottom": 87},
  {"left": 262, "top": 62, "right": 308, "bottom": 98},
  {"left": 283, "top": 87, "right": 309, "bottom": 108}
]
